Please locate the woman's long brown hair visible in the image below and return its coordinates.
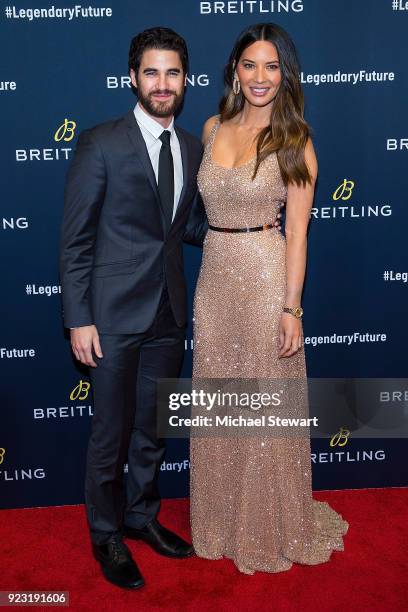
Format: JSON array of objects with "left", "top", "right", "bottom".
[{"left": 220, "top": 23, "right": 312, "bottom": 186}]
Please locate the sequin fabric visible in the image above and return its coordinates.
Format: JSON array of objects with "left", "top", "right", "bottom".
[{"left": 190, "top": 118, "right": 348, "bottom": 574}]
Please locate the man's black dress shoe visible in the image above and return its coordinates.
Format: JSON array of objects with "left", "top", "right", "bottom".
[
  {"left": 123, "top": 519, "right": 195, "bottom": 558},
  {"left": 92, "top": 537, "right": 145, "bottom": 589}
]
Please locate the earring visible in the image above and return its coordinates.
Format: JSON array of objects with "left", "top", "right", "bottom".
[{"left": 232, "top": 74, "right": 241, "bottom": 95}]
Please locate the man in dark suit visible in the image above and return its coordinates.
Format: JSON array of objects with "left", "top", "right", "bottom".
[{"left": 60, "top": 27, "right": 207, "bottom": 590}]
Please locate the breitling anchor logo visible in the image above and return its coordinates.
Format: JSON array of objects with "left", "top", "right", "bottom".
[
  {"left": 329, "top": 427, "right": 351, "bottom": 447},
  {"left": 70, "top": 380, "right": 91, "bottom": 401},
  {"left": 332, "top": 179, "right": 355, "bottom": 201},
  {"left": 54, "top": 119, "right": 77, "bottom": 142}
]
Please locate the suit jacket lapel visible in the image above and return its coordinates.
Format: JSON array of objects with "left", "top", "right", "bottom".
[
  {"left": 124, "top": 110, "right": 168, "bottom": 233},
  {"left": 124, "top": 111, "right": 191, "bottom": 234},
  {"left": 173, "top": 125, "right": 189, "bottom": 224}
]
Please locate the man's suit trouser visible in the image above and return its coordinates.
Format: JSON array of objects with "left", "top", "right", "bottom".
[{"left": 85, "top": 288, "right": 185, "bottom": 545}]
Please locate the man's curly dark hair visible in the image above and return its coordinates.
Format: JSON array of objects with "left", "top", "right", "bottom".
[{"left": 128, "top": 27, "right": 189, "bottom": 77}]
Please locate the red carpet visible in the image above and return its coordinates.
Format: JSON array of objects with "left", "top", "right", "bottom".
[{"left": 1, "top": 489, "right": 407, "bottom": 611}]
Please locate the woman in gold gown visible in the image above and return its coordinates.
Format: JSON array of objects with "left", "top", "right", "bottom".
[{"left": 190, "top": 23, "right": 348, "bottom": 575}]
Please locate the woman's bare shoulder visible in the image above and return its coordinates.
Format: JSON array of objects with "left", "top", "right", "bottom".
[
  {"left": 201, "top": 115, "right": 219, "bottom": 145},
  {"left": 304, "top": 136, "right": 318, "bottom": 182}
]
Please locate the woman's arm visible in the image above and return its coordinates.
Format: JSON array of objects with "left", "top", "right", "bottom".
[{"left": 279, "top": 138, "right": 318, "bottom": 358}]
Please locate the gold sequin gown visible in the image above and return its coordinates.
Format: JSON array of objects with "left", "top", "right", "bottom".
[{"left": 189, "top": 118, "right": 348, "bottom": 574}]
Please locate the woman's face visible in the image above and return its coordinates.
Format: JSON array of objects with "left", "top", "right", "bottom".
[{"left": 235, "top": 40, "right": 282, "bottom": 108}]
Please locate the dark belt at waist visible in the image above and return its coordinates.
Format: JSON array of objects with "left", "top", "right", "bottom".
[{"left": 208, "top": 221, "right": 276, "bottom": 233}]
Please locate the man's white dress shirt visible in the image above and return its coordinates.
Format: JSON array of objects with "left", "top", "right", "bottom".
[{"left": 134, "top": 102, "right": 183, "bottom": 221}]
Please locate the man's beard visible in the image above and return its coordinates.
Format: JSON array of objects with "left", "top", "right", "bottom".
[{"left": 137, "top": 85, "right": 184, "bottom": 118}]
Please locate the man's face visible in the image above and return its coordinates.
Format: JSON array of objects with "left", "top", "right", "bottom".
[{"left": 130, "top": 48, "right": 185, "bottom": 118}]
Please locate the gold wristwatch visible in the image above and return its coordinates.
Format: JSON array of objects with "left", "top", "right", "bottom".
[{"left": 283, "top": 306, "right": 303, "bottom": 319}]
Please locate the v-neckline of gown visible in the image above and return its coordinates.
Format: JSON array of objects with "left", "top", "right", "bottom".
[{"left": 209, "top": 119, "right": 256, "bottom": 171}]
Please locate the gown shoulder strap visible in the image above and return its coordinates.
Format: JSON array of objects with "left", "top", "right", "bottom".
[{"left": 205, "top": 115, "right": 221, "bottom": 151}]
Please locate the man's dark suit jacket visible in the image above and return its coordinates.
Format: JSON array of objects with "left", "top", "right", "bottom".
[{"left": 60, "top": 109, "right": 207, "bottom": 334}]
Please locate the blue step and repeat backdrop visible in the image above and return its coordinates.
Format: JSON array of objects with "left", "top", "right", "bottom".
[{"left": 1, "top": 0, "right": 407, "bottom": 509}]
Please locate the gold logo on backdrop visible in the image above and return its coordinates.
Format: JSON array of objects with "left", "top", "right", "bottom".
[
  {"left": 0, "top": 448, "right": 5, "bottom": 465},
  {"left": 54, "top": 119, "right": 77, "bottom": 142},
  {"left": 332, "top": 179, "right": 355, "bottom": 201},
  {"left": 70, "top": 380, "right": 90, "bottom": 401},
  {"left": 329, "top": 427, "right": 351, "bottom": 447}
]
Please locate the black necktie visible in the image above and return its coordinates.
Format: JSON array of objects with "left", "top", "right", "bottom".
[{"left": 158, "top": 130, "right": 174, "bottom": 230}]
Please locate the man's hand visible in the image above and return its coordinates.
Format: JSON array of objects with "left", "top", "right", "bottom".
[
  {"left": 70, "top": 325, "right": 103, "bottom": 367},
  {"left": 274, "top": 204, "right": 284, "bottom": 231}
]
